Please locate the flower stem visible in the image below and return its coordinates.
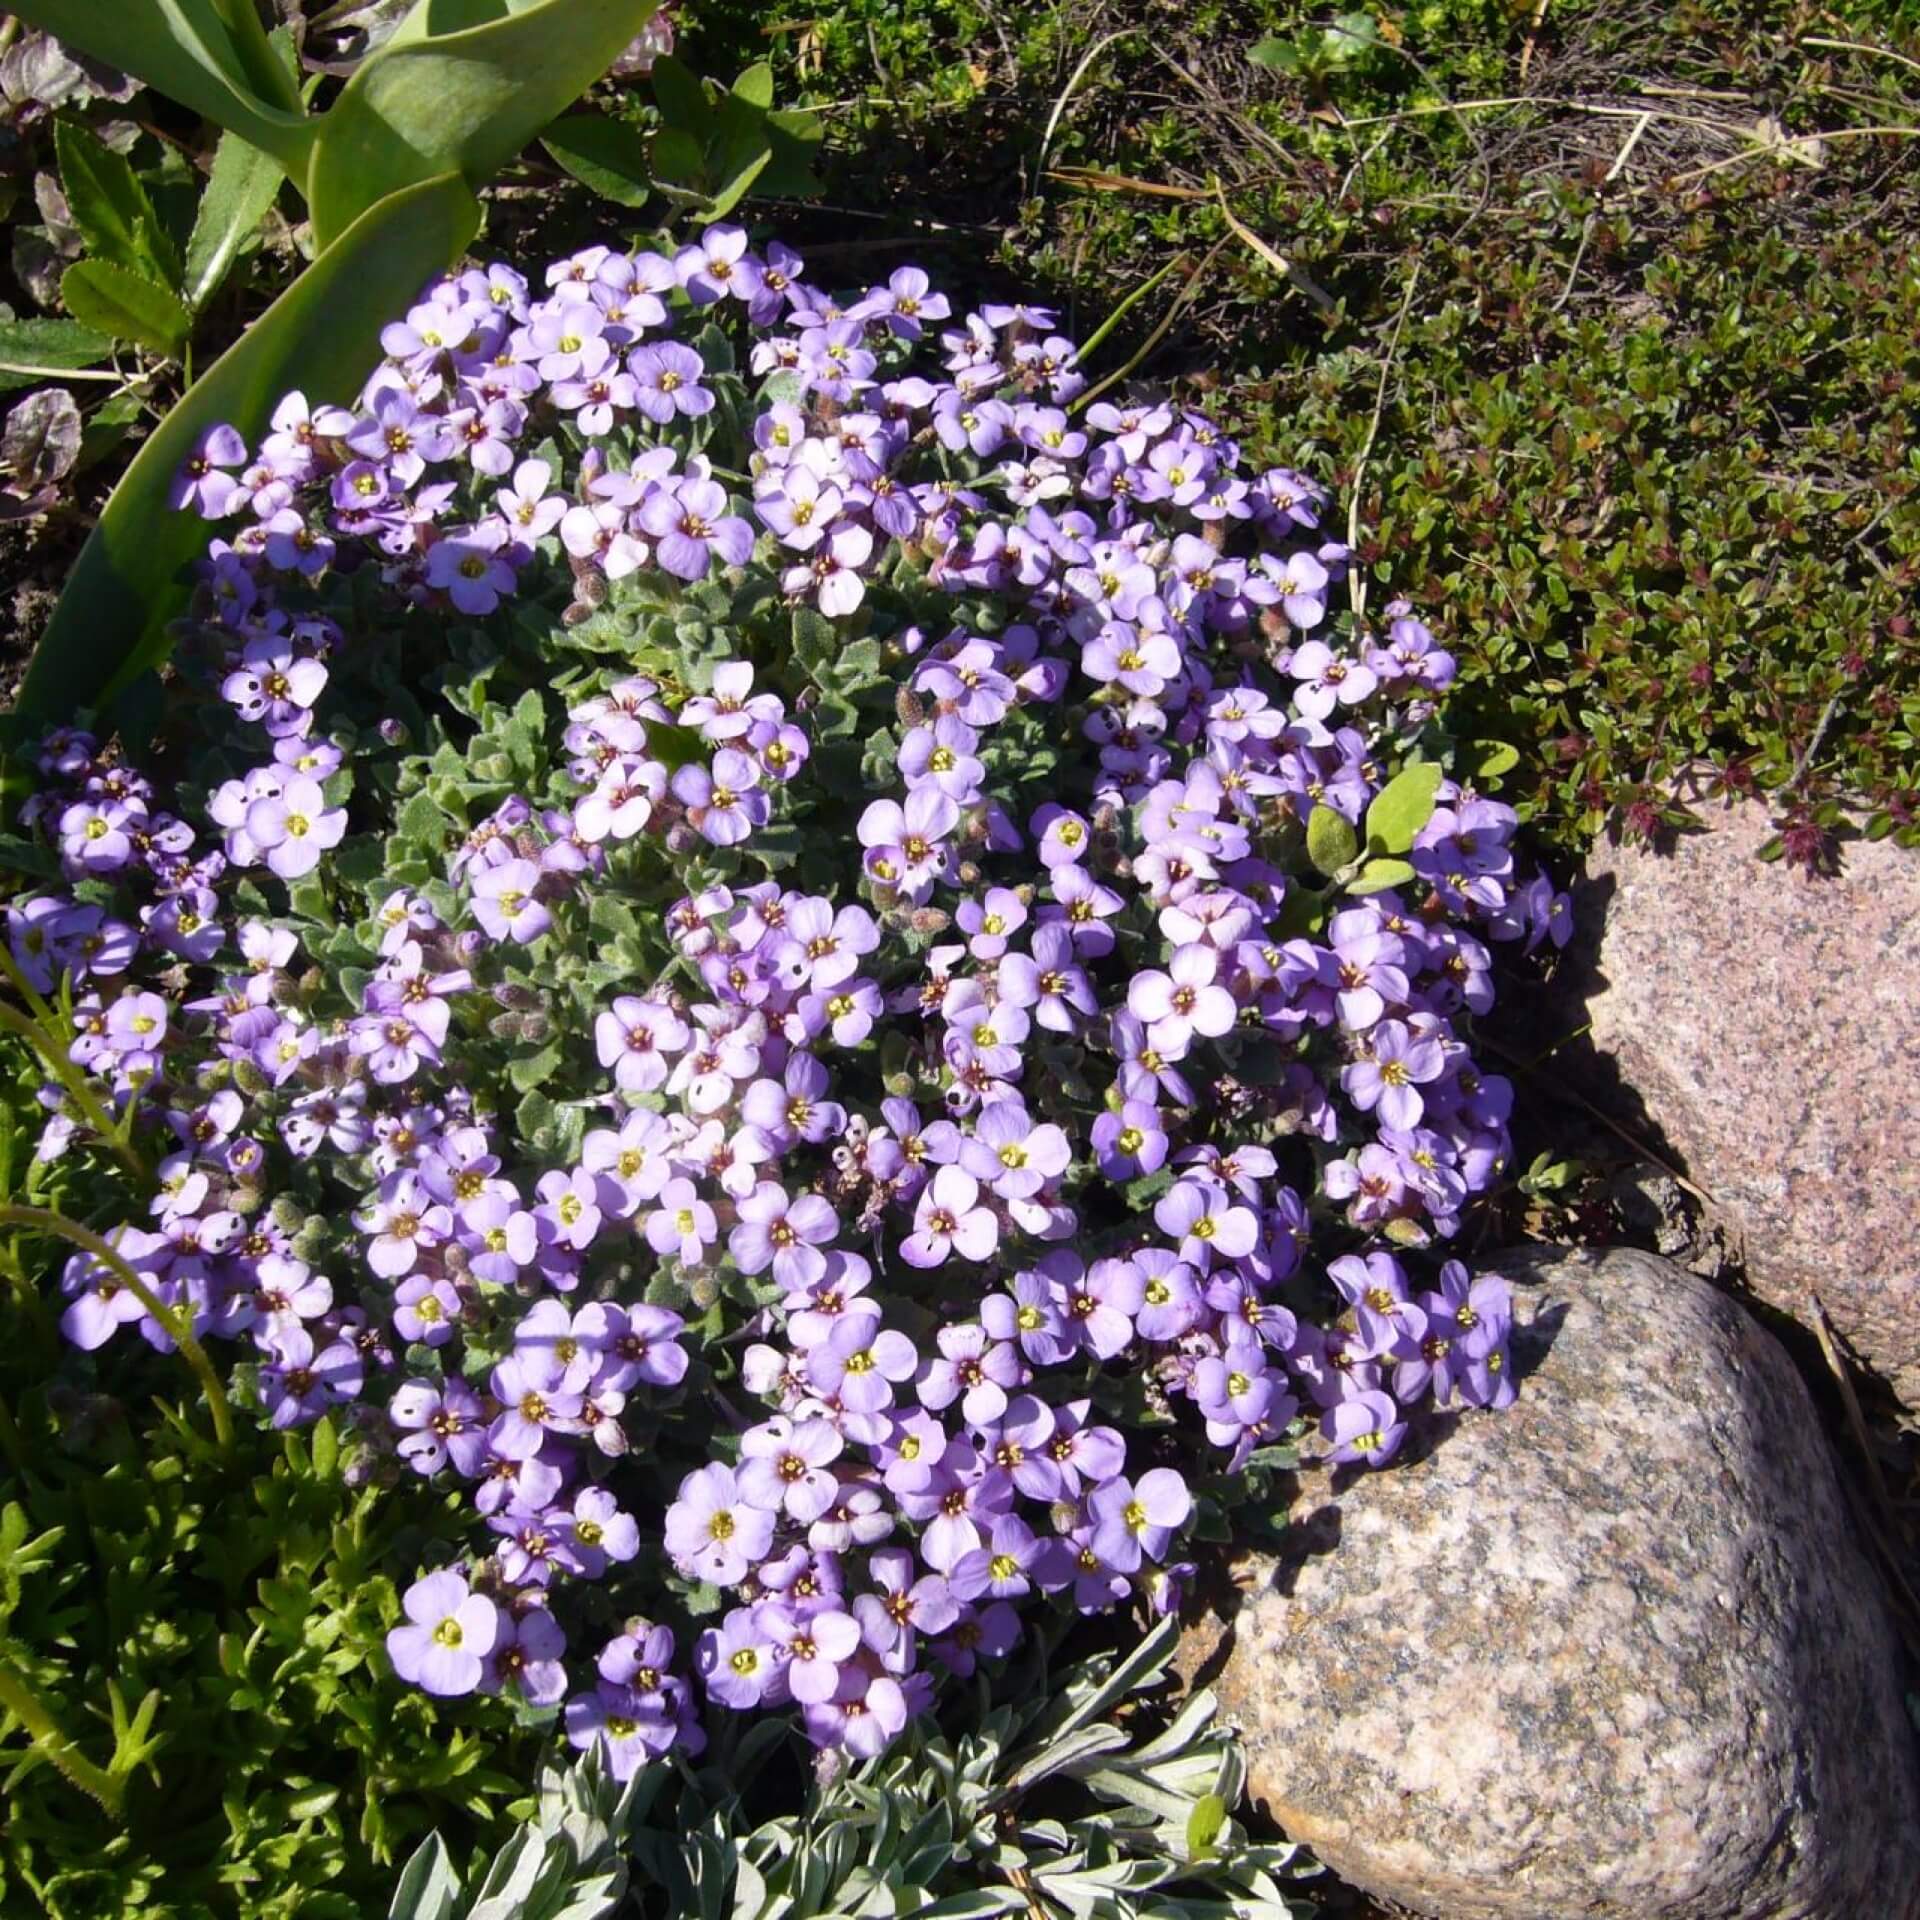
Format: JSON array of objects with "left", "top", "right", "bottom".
[
  {"left": 0, "top": 1655, "right": 122, "bottom": 1818},
  {"left": 0, "top": 953, "right": 153, "bottom": 1186},
  {"left": 0, "top": 1205, "right": 235, "bottom": 1453}
]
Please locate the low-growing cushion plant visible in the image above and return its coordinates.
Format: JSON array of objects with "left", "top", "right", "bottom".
[{"left": 2, "top": 221, "right": 1571, "bottom": 1911}]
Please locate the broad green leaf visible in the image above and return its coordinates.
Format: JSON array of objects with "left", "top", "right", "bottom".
[
  {"left": 700, "top": 143, "right": 772, "bottom": 222},
  {"left": 1473, "top": 739, "right": 1521, "bottom": 782},
  {"left": 7, "top": 1, "right": 318, "bottom": 176},
  {"left": 649, "top": 127, "right": 709, "bottom": 201},
  {"left": 53, "top": 119, "right": 184, "bottom": 292},
  {"left": 1364, "top": 760, "right": 1444, "bottom": 855},
  {"left": 184, "top": 129, "right": 285, "bottom": 309},
  {"left": 0, "top": 317, "right": 115, "bottom": 394},
  {"left": 1305, "top": 803, "right": 1359, "bottom": 875},
  {"left": 730, "top": 61, "right": 774, "bottom": 110},
  {"left": 1345, "top": 856, "right": 1416, "bottom": 895},
  {"left": 305, "top": 0, "right": 663, "bottom": 249},
  {"left": 541, "top": 113, "right": 653, "bottom": 209},
  {"left": 15, "top": 171, "right": 482, "bottom": 732},
  {"left": 60, "top": 261, "right": 192, "bottom": 358},
  {"left": 650, "top": 52, "right": 711, "bottom": 134}
]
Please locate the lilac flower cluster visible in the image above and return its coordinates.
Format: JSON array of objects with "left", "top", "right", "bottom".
[{"left": 11, "top": 227, "right": 1575, "bottom": 1776}]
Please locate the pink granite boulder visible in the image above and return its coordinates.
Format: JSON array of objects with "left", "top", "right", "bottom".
[{"left": 1578, "top": 799, "right": 1920, "bottom": 1404}]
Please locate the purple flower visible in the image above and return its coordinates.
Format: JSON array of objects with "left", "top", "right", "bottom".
[
  {"left": 425, "top": 522, "right": 521, "bottom": 615},
  {"left": 949, "top": 1513, "right": 1041, "bottom": 1603},
  {"left": 1088, "top": 1469, "right": 1192, "bottom": 1573},
  {"left": 1322, "top": 1388, "right": 1407, "bottom": 1465},
  {"left": 258, "top": 1328, "right": 362, "bottom": 1427},
  {"left": 1090, "top": 1099, "right": 1169, "bottom": 1180},
  {"left": 916, "top": 1321, "right": 1026, "bottom": 1426},
  {"left": 390, "top": 1377, "right": 490, "bottom": 1477},
  {"left": 629, "top": 341, "right": 713, "bottom": 422},
  {"left": 558, "top": 1485, "right": 641, "bottom": 1577},
  {"left": 698, "top": 1606, "right": 780, "bottom": 1709},
  {"left": 1128, "top": 943, "right": 1239, "bottom": 1053},
  {"left": 672, "top": 750, "right": 768, "bottom": 847},
  {"left": 738, "top": 1415, "right": 843, "bottom": 1521},
  {"left": 645, "top": 1177, "right": 717, "bottom": 1266},
  {"left": 665, "top": 1463, "right": 776, "bottom": 1587},
  {"left": 758, "top": 1600, "right": 861, "bottom": 1705},
  {"left": 730, "top": 1182, "right": 839, "bottom": 1290},
  {"left": 387, "top": 1570, "right": 498, "bottom": 1696},
  {"left": 483, "top": 1606, "right": 569, "bottom": 1706},
  {"left": 638, "top": 478, "right": 755, "bottom": 580},
  {"left": 854, "top": 1551, "right": 959, "bottom": 1669},
  {"left": 1342, "top": 1018, "right": 1447, "bottom": 1130},
  {"left": 243, "top": 776, "right": 346, "bottom": 881},
  {"left": 806, "top": 1315, "right": 919, "bottom": 1417},
  {"left": 902, "top": 1166, "right": 997, "bottom": 1268},
  {"left": 981, "top": 1267, "right": 1074, "bottom": 1367},
  {"left": 470, "top": 858, "right": 551, "bottom": 943},
  {"left": 170, "top": 423, "right": 249, "bottom": 516}
]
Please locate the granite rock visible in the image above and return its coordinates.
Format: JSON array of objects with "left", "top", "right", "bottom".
[
  {"left": 1575, "top": 801, "right": 1920, "bottom": 1403},
  {"left": 1202, "top": 1246, "right": 1920, "bottom": 1920}
]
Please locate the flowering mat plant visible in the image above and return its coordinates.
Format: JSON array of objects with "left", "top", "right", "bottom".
[{"left": 11, "top": 225, "right": 1569, "bottom": 1799}]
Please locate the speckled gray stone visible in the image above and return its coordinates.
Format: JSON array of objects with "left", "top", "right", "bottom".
[
  {"left": 1204, "top": 1247, "right": 1920, "bottom": 1920},
  {"left": 1577, "top": 802, "right": 1920, "bottom": 1405}
]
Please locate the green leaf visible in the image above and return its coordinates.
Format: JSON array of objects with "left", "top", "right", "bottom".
[
  {"left": 541, "top": 113, "right": 653, "bottom": 209},
  {"left": 729, "top": 61, "right": 774, "bottom": 110},
  {"left": 1186, "top": 1792, "right": 1228, "bottom": 1861},
  {"left": 1345, "top": 856, "right": 1415, "bottom": 895},
  {"left": 699, "top": 141, "right": 772, "bottom": 222},
  {"left": 305, "top": 0, "right": 664, "bottom": 249},
  {"left": 9, "top": 0, "right": 318, "bottom": 175},
  {"left": 649, "top": 52, "right": 710, "bottom": 134},
  {"left": 1246, "top": 34, "right": 1300, "bottom": 71},
  {"left": 1473, "top": 740, "right": 1521, "bottom": 782},
  {"left": 649, "top": 127, "right": 707, "bottom": 198},
  {"left": 387, "top": 1831, "right": 462, "bottom": 1920},
  {"left": 54, "top": 118, "right": 183, "bottom": 292},
  {"left": 1364, "top": 760, "right": 1444, "bottom": 855},
  {"left": 14, "top": 171, "right": 482, "bottom": 733},
  {"left": 184, "top": 128, "right": 285, "bottom": 309},
  {"left": 0, "top": 317, "right": 115, "bottom": 394},
  {"left": 1305, "top": 804, "right": 1358, "bottom": 875},
  {"left": 59, "top": 261, "right": 193, "bottom": 358}
]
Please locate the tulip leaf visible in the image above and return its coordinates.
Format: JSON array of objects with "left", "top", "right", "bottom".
[
  {"left": 17, "top": 171, "right": 482, "bottom": 733},
  {"left": 541, "top": 113, "right": 653, "bottom": 209},
  {"left": 59, "top": 261, "right": 192, "bottom": 358},
  {"left": 1364, "top": 759, "right": 1444, "bottom": 855},
  {"left": 53, "top": 119, "right": 184, "bottom": 293},
  {"left": 7, "top": 0, "right": 318, "bottom": 176},
  {"left": 1305, "top": 803, "right": 1359, "bottom": 876},
  {"left": 184, "top": 129, "right": 286, "bottom": 310},
  {"left": 305, "top": 0, "right": 662, "bottom": 249}
]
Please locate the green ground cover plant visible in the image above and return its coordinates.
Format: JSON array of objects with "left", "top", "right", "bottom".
[{"left": 675, "top": 0, "right": 1920, "bottom": 870}]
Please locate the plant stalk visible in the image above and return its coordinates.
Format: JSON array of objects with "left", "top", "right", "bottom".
[
  {"left": 0, "top": 1205, "right": 235, "bottom": 1452},
  {"left": 0, "top": 1655, "right": 123, "bottom": 1817}
]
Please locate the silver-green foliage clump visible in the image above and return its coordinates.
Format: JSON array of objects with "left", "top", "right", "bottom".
[{"left": 391, "top": 1619, "right": 1310, "bottom": 1920}]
